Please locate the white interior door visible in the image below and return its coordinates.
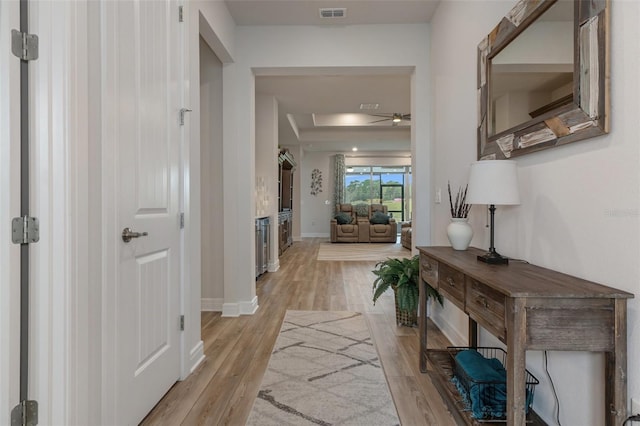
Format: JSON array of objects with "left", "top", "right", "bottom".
[{"left": 103, "top": 1, "right": 182, "bottom": 424}]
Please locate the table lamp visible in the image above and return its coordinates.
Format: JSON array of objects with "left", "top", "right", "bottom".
[{"left": 466, "top": 160, "right": 520, "bottom": 265}]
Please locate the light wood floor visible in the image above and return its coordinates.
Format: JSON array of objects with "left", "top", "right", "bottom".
[{"left": 141, "top": 238, "right": 456, "bottom": 425}]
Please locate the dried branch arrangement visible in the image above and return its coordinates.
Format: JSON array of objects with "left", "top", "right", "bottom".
[{"left": 448, "top": 181, "right": 471, "bottom": 218}]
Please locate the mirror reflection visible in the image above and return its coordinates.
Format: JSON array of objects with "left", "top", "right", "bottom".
[{"left": 489, "top": 0, "right": 574, "bottom": 136}]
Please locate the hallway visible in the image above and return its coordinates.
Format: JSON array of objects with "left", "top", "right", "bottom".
[{"left": 141, "top": 239, "right": 455, "bottom": 425}]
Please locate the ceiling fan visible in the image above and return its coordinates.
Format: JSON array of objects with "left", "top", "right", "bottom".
[{"left": 368, "top": 112, "right": 411, "bottom": 126}]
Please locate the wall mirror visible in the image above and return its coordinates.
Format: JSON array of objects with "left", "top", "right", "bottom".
[{"left": 477, "top": 0, "right": 609, "bottom": 160}]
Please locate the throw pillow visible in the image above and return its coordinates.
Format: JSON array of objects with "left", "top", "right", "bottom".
[
  {"left": 335, "top": 212, "right": 352, "bottom": 225},
  {"left": 355, "top": 203, "right": 369, "bottom": 217},
  {"left": 370, "top": 211, "right": 390, "bottom": 224}
]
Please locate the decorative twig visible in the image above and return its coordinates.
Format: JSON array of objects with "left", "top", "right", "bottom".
[
  {"left": 448, "top": 181, "right": 471, "bottom": 218},
  {"left": 448, "top": 182, "right": 455, "bottom": 217}
]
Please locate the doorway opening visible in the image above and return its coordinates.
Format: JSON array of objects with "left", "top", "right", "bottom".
[{"left": 199, "top": 35, "right": 225, "bottom": 312}]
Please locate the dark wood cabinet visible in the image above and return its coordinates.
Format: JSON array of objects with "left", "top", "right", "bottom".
[{"left": 278, "top": 150, "right": 295, "bottom": 255}]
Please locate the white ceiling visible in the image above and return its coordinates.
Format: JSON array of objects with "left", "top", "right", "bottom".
[
  {"left": 224, "top": 0, "right": 440, "bottom": 26},
  {"left": 225, "top": 1, "right": 441, "bottom": 152},
  {"left": 255, "top": 73, "right": 412, "bottom": 152}
]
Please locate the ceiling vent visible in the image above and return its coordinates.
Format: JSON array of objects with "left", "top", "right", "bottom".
[
  {"left": 319, "top": 8, "right": 347, "bottom": 19},
  {"left": 359, "top": 103, "right": 380, "bottom": 111}
]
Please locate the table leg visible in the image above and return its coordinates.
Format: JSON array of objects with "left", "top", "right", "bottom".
[
  {"left": 605, "top": 299, "right": 627, "bottom": 426},
  {"left": 506, "top": 298, "right": 527, "bottom": 426},
  {"left": 419, "top": 278, "right": 428, "bottom": 372},
  {"left": 469, "top": 317, "right": 478, "bottom": 347}
]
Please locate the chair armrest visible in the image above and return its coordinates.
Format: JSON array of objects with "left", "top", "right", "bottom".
[
  {"left": 330, "top": 219, "right": 337, "bottom": 242},
  {"left": 357, "top": 218, "right": 370, "bottom": 242}
]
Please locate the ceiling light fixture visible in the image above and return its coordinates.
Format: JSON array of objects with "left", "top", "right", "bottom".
[
  {"left": 392, "top": 113, "right": 402, "bottom": 123},
  {"left": 352, "top": 147, "right": 358, "bottom": 152}
]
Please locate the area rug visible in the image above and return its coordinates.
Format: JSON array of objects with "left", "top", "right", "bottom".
[
  {"left": 317, "top": 242, "right": 410, "bottom": 262},
  {"left": 246, "top": 310, "right": 400, "bottom": 426}
]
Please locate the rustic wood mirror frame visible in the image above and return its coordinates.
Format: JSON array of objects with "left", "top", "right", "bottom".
[{"left": 477, "top": 0, "right": 610, "bottom": 160}]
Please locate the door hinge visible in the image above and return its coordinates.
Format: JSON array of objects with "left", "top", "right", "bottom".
[
  {"left": 179, "top": 212, "right": 185, "bottom": 229},
  {"left": 179, "top": 108, "right": 192, "bottom": 126},
  {"left": 11, "top": 400, "right": 38, "bottom": 426},
  {"left": 179, "top": 5, "right": 184, "bottom": 22},
  {"left": 11, "top": 30, "right": 39, "bottom": 61},
  {"left": 11, "top": 216, "right": 39, "bottom": 244},
  {"left": 180, "top": 315, "right": 185, "bottom": 331}
]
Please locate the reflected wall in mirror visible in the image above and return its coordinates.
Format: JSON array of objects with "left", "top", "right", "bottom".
[
  {"left": 490, "top": 1, "right": 573, "bottom": 136},
  {"left": 477, "top": 0, "right": 610, "bottom": 160}
]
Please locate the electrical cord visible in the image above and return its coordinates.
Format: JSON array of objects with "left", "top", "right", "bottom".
[
  {"left": 624, "top": 415, "right": 640, "bottom": 425},
  {"left": 541, "top": 352, "right": 640, "bottom": 426},
  {"left": 544, "top": 351, "right": 562, "bottom": 426}
]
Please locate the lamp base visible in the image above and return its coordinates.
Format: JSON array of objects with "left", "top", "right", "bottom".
[{"left": 477, "top": 251, "right": 509, "bottom": 265}]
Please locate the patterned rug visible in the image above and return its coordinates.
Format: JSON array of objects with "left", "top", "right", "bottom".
[
  {"left": 317, "top": 242, "right": 410, "bottom": 261},
  {"left": 246, "top": 311, "right": 400, "bottom": 426}
]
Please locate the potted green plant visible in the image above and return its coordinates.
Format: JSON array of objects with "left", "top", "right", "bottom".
[{"left": 372, "top": 255, "right": 443, "bottom": 326}]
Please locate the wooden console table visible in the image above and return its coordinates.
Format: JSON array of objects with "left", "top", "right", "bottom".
[{"left": 417, "top": 246, "right": 633, "bottom": 426}]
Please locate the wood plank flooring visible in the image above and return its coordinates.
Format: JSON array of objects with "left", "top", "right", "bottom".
[{"left": 141, "top": 238, "right": 456, "bottom": 425}]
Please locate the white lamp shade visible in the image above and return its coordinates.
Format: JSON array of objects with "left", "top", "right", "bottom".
[{"left": 466, "top": 160, "right": 520, "bottom": 205}]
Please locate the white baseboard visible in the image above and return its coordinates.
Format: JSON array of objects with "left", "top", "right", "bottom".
[
  {"left": 188, "top": 340, "right": 205, "bottom": 376},
  {"left": 222, "top": 303, "right": 239, "bottom": 317},
  {"left": 201, "top": 298, "right": 224, "bottom": 312},
  {"left": 240, "top": 296, "right": 259, "bottom": 315},
  {"left": 222, "top": 296, "right": 259, "bottom": 317},
  {"left": 268, "top": 258, "right": 280, "bottom": 272},
  {"left": 301, "top": 232, "right": 330, "bottom": 238}
]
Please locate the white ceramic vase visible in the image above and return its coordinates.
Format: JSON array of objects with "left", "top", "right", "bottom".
[{"left": 447, "top": 218, "right": 473, "bottom": 251}]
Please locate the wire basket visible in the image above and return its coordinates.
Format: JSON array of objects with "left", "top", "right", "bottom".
[
  {"left": 393, "top": 287, "right": 417, "bottom": 327},
  {"left": 448, "top": 347, "right": 539, "bottom": 421}
]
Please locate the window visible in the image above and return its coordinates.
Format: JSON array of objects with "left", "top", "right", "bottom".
[{"left": 345, "top": 165, "right": 412, "bottom": 221}]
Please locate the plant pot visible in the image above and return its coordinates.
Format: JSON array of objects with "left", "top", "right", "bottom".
[
  {"left": 393, "top": 287, "right": 417, "bottom": 327},
  {"left": 447, "top": 218, "right": 473, "bottom": 251}
]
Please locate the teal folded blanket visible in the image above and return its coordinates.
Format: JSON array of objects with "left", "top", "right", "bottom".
[{"left": 452, "top": 350, "right": 532, "bottom": 420}]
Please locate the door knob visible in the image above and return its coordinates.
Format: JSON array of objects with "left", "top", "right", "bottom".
[{"left": 122, "top": 227, "right": 148, "bottom": 243}]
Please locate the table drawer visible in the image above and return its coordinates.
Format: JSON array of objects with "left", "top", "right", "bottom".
[
  {"left": 466, "top": 278, "right": 506, "bottom": 341},
  {"left": 438, "top": 263, "right": 465, "bottom": 308},
  {"left": 420, "top": 256, "right": 438, "bottom": 287}
]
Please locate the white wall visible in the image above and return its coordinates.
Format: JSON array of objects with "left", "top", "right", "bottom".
[
  {"left": 255, "top": 94, "right": 280, "bottom": 269},
  {"left": 429, "top": 0, "right": 640, "bottom": 424},
  {"left": 227, "top": 23, "right": 432, "bottom": 312},
  {"left": 189, "top": 1, "right": 256, "bottom": 320},
  {"left": 200, "top": 37, "right": 224, "bottom": 306},
  {"left": 194, "top": 0, "right": 235, "bottom": 63},
  {"left": 494, "top": 21, "right": 573, "bottom": 66},
  {"left": 346, "top": 155, "right": 411, "bottom": 167},
  {"left": 185, "top": 0, "right": 236, "bottom": 369},
  {"left": 301, "top": 152, "right": 336, "bottom": 237},
  {"left": 299, "top": 152, "right": 412, "bottom": 237}
]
